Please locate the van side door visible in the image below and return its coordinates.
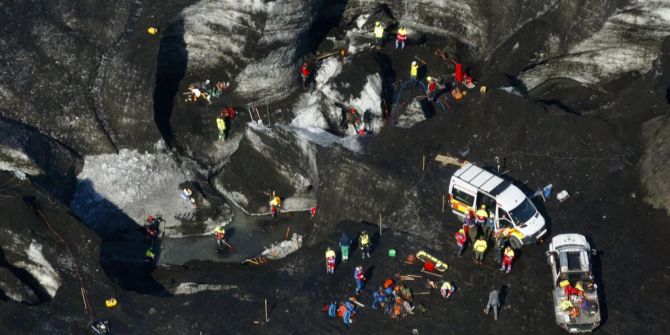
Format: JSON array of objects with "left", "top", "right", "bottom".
[
  {"left": 451, "top": 185, "right": 476, "bottom": 215},
  {"left": 496, "top": 207, "right": 515, "bottom": 230}
]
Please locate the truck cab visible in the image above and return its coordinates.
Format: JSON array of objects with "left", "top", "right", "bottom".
[
  {"left": 448, "top": 163, "right": 547, "bottom": 248},
  {"left": 546, "top": 234, "right": 601, "bottom": 333}
]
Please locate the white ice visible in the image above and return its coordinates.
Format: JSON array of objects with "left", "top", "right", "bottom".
[
  {"left": 520, "top": 0, "right": 670, "bottom": 89},
  {"left": 14, "top": 242, "right": 61, "bottom": 298},
  {"left": 70, "top": 143, "right": 200, "bottom": 237}
]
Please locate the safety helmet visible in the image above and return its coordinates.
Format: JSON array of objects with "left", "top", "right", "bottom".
[
  {"left": 411, "top": 61, "right": 417, "bottom": 66},
  {"left": 480, "top": 204, "right": 486, "bottom": 209},
  {"left": 375, "top": 21, "right": 381, "bottom": 26},
  {"left": 458, "top": 229, "right": 464, "bottom": 234},
  {"left": 426, "top": 76, "right": 432, "bottom": 81}
]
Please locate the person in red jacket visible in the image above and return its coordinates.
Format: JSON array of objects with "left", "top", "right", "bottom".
[
  {"left": 395, "top": 27, "right": 408, "bottom": 50},
  {"left": 455, "top": 228, "right": 467, "bottom": 257},
  {"left": 300, "top": 62, "right": 311, "bottom": 88},
  {"left": 426, "top": 76, "right": 438, "bottom": 101},
  {"left": 500, "top": 246, "right": 515, "bottom": 274},
  {"left": 223, "top": 106, "right": 237, "bottom": 119},
  {"left": 354, "top": 266, "right": 366, "bottom": 294}
]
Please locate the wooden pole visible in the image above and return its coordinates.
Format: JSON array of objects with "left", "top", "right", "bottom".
[
  {"left": 442, "top": 194, "right": 446, "bottom": 213},
  {"left": 265, "top": 299, "right": 268, "bottom": 322},
  {"left": 351, "top": 300, "right": 365, "bottom": 308},
  {"left": 422, "top": 155, "right": 426, "bottom": 171},
  {"left": 285, "top": 226, "right": 290, "bottom": 240},
  {"left": 421, "top": 269, "right": 444, "bottom": 278},
  {"left": 379, "top": 213, "right": 382, "bottom": 236},
  {"left": 222, "top": 240, "right": 234, "bottom": 250}
]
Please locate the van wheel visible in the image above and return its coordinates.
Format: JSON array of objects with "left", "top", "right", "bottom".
[{"left": 510, "top": 236, "right": 523, "bottom": 249}]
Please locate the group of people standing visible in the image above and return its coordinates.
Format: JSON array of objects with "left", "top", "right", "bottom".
[{"left": 455, "top": 205, "right": 516, "bottom": 273}]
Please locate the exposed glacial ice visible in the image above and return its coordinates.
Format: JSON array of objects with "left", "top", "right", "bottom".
[
  {"left": 70, "top": 144, "right": 201, "bottom": 237},
  {"left": 520, "top": 0, "right": 670, "bottom": 89}
]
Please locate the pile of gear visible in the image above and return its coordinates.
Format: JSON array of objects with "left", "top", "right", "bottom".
[{"left": 184, "top": 80, "right": 229, "bottom": 104}]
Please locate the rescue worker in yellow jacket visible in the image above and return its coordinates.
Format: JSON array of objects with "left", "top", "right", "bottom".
[
  {"left": 359, "top": 230, "right": 371, "bottom": 259},
  {"left": 373, "top": 21, "right": 384, "bottom": 46},
  {"left": 410, "top": 61, "right": 419, "bottom": 80},
  {"left": 270, "top": 195, "right": 281, "bottom": 218},
  {"left": 473, "top": 236, "right": 488, "bottom": 265},
  {"left": 475, "top": 204, "right": 488, "bottom": 225},
  {"left": 216, "top": 113, "right": 226, "bottom": 141},
  {"left": 214, "top": 225, "right": 226, "bottom": 248}
]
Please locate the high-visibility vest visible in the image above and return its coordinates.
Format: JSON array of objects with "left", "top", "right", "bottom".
[
  {"left": 216, "top": 118, "right": 226, "bottom": 131},
  {"left": 325, "top": 250, "right": 336, "bottom": 258},
  {"left": 270, "top": 196, "right": 281, "bottom": 207},
  {"left": 474, "top": 240, "right": 487, "bottom": 252},
  {"left": 396, "top": 28, "right": 407, "bottom": 41},
  {"left": 504, "top": 248, "right": 515, "bottom": 259},
  {"left": 360, "top": 234, "right": 370, "bottom": 246},
  {"left": 476, "top": 209, "right": 488, "bottom": 221},
  {"left": 410, "top": 64, "right": 418, "bottom": 77},
  {"left": 374, "top": 25, "right": 384, "bottom": 38},
  {"left": 215, "top": 232, "right": 225, "bottom": 240},
  {"left": 560, "top": 300, "right": 573, "bottom": 311},
  {"left": 441, "top": 282, "right": 452, "bottom": 291}
]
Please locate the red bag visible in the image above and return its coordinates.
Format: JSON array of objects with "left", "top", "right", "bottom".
[
  {"left": 455, "top": 63, "right": 463, "bottom": 82},
  {"left": 424, "top": 261, "right": 436, "bottom": 272}
]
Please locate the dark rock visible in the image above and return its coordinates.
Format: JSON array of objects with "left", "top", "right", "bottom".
[
  {"left": 640, "top": 115, "right": 670, "bottom": 214},
  {"left": 0, "top": 117, "right": 82, "bottom": 202}
]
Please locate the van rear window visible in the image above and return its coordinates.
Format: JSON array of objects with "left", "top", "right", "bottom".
[{"left": 453, "top": 188, "right": 474, "bottom": 206}]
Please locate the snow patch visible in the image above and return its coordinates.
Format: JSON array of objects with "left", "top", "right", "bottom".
[
  {"left": 15, "top": 242, "right": 61, "bottom": 298},
  {"left": 290, "top": 71, "right": 384, "bottom": 138},
  {"left": 355, "top": 14, "right": 370, "bottom": 29},
  {"left": 499, "top": 86, "right": 524, "bottom": 97},
  {"left": 173, "top": 282, "right": 238, "bottom": 295},
  {"left": 261, "top": 233, "right": 302, "bottom": 259},
  {"left": 0, "top": 146, "right": 41, "bottom": 176}
]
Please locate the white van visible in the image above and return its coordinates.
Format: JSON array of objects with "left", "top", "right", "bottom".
[{"left": 448, "top": 163, "right": 547, "bottom": 248}]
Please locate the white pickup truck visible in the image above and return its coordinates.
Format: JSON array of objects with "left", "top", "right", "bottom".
[{"left": 546, "top": 234, "right": 601, "bottom": 333}]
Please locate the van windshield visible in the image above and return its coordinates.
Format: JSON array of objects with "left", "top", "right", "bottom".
[{"left": 509, "top": 198, "right": 536, "bottom": 224}]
